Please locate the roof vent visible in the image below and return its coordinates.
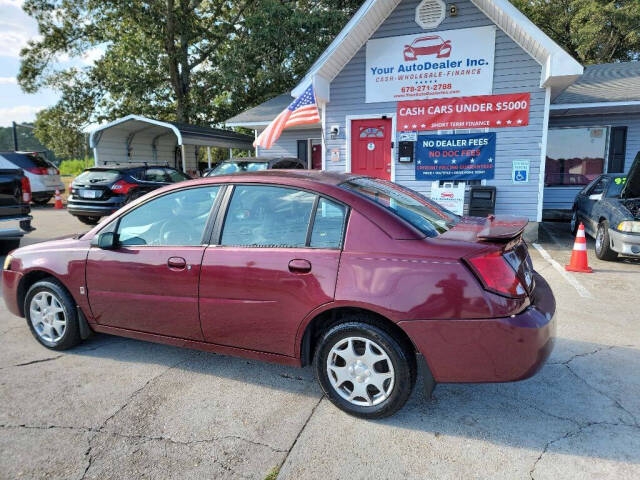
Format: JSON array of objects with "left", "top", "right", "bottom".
[{"left": 415, "top": 0, "right": 446, "bottom": 29}]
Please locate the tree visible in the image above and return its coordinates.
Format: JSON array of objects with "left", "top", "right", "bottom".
[
  {"left": 19, "top": 0, "right": 361, "bottom": 154},
  {"left": 512, "top": 0, "right": 640, "bottom": 64}
]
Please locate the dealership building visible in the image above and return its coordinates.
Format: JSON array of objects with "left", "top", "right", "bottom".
[{"left": 226, "top": 0, "right": 640, "bottom": 231}]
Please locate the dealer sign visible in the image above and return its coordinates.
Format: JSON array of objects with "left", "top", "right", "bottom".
[{"left": 365, "top": 26, "right": 496, "bottom": 103}]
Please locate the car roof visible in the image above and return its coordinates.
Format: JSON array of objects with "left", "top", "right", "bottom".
[
  {"left": 205, "top": 169, "right": 359, "bottom": 186},
  {"left": 222, "top": 157, "right": 301, "bottom": 164}
]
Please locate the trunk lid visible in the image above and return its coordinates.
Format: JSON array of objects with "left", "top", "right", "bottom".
[
  {"left": 72, "top": 168, "right": 123, "bottom": 200},
  {"left": 620, "top": 151, "right": 640, "bottom": 199}
]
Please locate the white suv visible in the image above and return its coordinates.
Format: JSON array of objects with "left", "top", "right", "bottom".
[{"left": 0, "top": 152, "right": 65, "bottom": 205}]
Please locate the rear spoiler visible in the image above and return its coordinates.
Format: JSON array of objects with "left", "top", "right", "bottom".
[{"left": 476, "top": 215, "right": 528, "bottom": 241}]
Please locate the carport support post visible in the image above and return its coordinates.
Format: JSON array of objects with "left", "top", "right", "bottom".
[
  {"left": 207, "top": 147, "right": 212, "bottom": 169},
  {"left": 180, "top": 144, "right": 187, "bottom": 173}
]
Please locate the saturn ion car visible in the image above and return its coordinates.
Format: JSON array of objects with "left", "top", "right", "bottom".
[{"left": 2, "top": 171, "right": 555, "bottom": 418}]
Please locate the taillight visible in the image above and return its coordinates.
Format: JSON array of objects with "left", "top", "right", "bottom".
[
  {"left": 464, "top": 250, "right": 526, "bottom": 298},
  {"left": 26, "top": 166, "right": 49, "bottom": 175},
  {"left": 111, "top": 180, "right": 136, "bottom": 195},
  {"left": 21, "top": 176, "right": 32, "bottom": 203}
]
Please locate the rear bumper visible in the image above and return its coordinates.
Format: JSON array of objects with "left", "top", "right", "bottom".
[
  {"left": 399, "top": 272, "right": 556, "bottom": 383},
  {"left": 609, "top": 228, "right": 640, "bottom": 256},
  {"left": 67, "top": 198, "right": 124, "bottom": 217},
  {"left": 32, "top": 189, "right": 64, "bottom": 198},
  {"left": 2, "top": 269, "right": 23, "bottom": 316},
  {"left": 0, "top": 215, "right": 34, "bottom": 239}
]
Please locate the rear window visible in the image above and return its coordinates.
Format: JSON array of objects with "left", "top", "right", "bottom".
[
  {"left": 74, "top": 169, "right": 121, "bottom": 184},
  {"left": 209, "top": 162, "right": 268, "bottom": 175},
  {"left": 2, "top": 152, "right": 50, "bottom": 169},
  {"left": 341, "top": 177, "right": 459, "bottom": 237}
]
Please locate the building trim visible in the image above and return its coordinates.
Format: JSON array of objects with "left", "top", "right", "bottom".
[
  {"left": 536, "top": 87, "right": 551, "bottom": 223},
  {"left": 344, "top": 113, "right": 397, "bottom": 182},
  {"left": 550, "top": 100, "right": 640, "bottom": 110}
]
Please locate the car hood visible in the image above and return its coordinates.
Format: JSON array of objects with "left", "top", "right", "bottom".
[
  {"left": 621, "top": 151, "right": 640, "bottom": 199},
  {"left": 13, "top": 234, "right": 89, "bottom": 255},
  {"left": 440, "top": 215, "right": 528, "bottom": 243}
]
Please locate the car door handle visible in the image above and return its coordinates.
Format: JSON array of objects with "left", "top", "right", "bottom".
[
  {"left": 168, "top": 256, "right": 187, "bottom": 270},
  {"left": 288, "top": 259, "right": 312, "bottom": 274}
]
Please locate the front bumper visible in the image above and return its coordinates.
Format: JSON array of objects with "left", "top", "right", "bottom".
[
  {"left": 399, "top": 272, "right": 556, "bottom": 383},
  {"left": 608, "top": 228, "right": 640, "bottom": 256},
  {"left": 2, "top": 269, "right": 23, "bottom": 317}
]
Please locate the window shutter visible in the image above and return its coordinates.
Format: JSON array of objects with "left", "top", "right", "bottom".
[{"left": 607, "top": 127, "right": 627, "bottom": 173}]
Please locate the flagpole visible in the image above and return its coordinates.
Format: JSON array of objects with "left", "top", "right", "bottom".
[{"left": 320, "top": 101, "right": 327, "bottom": 171}]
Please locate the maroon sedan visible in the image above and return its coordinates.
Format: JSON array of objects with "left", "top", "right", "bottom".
[{"left": 2, "top": 171, "right": 555, "bottom": 418}]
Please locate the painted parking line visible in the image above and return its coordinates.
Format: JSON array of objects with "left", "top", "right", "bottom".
[{"left": 532, "top": 242, "right": 592, "bottom": 299}]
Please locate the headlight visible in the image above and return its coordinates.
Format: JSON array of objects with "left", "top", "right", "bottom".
[
  {"left": 3, "top": 254, "right": 13, "bottom": 270},
  {"left": 617, "top": 221, "right": 640, "bottom": 233}
]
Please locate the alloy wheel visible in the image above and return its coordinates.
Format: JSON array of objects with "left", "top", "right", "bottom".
[
  {"left": 595, "top": 226, "right": 604, "bottom": 254},
  {"left": 326, "top": 336, "right": 395, "bottom": 407},
  {"left": 29, "top": 292, "right": 67, "bottom": 343}
]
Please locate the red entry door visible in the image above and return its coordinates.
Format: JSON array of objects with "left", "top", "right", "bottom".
[
  {"left": 350, "top": 118, "right": 392, "bottom": 180},
  {"left": 311, "top": 143, "right": 322, "bottom": 169}
]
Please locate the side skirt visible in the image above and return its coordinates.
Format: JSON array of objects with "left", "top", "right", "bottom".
[{"left": 90, "top": 324, "right": 301, "bottom": 367}]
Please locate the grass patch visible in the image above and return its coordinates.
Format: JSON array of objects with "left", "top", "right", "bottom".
[{"left": 264, "top": 466, "right": 280, "bottom": 480}]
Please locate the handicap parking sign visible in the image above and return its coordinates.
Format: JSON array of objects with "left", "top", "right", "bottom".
[{"left": 512, "top": 160, "right": 530, "bottom": 184}]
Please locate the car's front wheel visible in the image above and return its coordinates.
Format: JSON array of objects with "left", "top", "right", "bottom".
[
  {"left": 25, "top": 279, "right": 82, "bottom": 350},
  {"left": 595, "top": 220, "right": 618, "bottom": 261},
  {"left": 570, "top": 209, "right": 579, "bottom": 236},
  {"left": 314, "top": 320, "right": 415, "bottom": 419}
]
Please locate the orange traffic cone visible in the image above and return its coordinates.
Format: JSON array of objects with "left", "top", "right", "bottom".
[
  {"left": 54, "top": 189, "right": 64, "bottom": 209},
  {"left": 565, "top": 222, "right": 592, "bottom": 273}
]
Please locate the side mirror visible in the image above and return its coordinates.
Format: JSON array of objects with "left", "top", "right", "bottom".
[
  {"left": 588, "top": 193, "right": 603, "bottom": 201},
  {"left": 91, "top": 231, "right": 118, "bottom": 250}
]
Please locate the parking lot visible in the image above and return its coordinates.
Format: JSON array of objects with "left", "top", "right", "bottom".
[{"left": 1, "top": 207, "right": 639, "bottom": 480}]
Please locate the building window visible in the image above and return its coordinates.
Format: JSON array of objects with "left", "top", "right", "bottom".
[{"left": 545, "top": 127, "right": 608, "bottom": 187}]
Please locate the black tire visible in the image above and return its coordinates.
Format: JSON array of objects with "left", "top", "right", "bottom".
[
  {"left": 570, "top": 209, "right": 578, "bottom": 236},
  {"left": 76, "top": 216, "right": 101, "bottom": 225},
  {"left": 32, "top": 196, "right": 53, "bottom": 206},
  {"left": 314, "top": 320, "right": 415, "bottom": 419},
  {"left": 0, "top": 239, "right": 21, "bottom": 254},
  {"left": 24, "top": 278, "right": 82, "bottom": 350},
  {"left": 595, "top": 221, "right": 618, "bottom": 261}
]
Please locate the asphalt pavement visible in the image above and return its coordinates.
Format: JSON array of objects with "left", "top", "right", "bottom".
[{"left": 1, "top": 209, "right": 638, "bottom": 479}]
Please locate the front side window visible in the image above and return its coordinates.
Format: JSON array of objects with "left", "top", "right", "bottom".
[
  {"left": 221, "top": 185, "right": 316, "bottom": 247},
  {"left": 341, "top": 177, "right": 458, "bottom": 237},
  {"left": 545, "top": 127, "right": 608, "bottom": 186},
  {"left": 117, "top": 186, "right": 220, "bottom": 246}
]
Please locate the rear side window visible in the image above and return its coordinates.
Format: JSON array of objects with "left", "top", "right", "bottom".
[
  {"left": 75, "top": 169, "right": 121, "bottom": 184},
  {"left": 310, "top": 198, "right": 347, "bottom": 248},
  {"left": 221, "top": 185, "right": 315, "bottom": 247},
  {"left": 1, "top": 152, "right": 50, "bottom": 169},
  {"left": 144, "top": 168, "right": 168, "bottom": 182},
  {"left": 166, "top": 169, "right": 190, "bottom": 182}
]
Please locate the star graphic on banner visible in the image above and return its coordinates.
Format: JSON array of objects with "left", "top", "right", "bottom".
[
  {"left": 496, "top": 120, "right": 502, "bottom": 125},
  {"left": 470, "top": 158, "right": 475, "bottom": 163},
  {"left": 421, "top": 124, "right": 426, "bottom": 128},
  {"left": 404, "top": 125, "right": 409, "bottom": 129},
  {"left": 506, "top": 120, "right": 512, "bottom": 125},
  {"left": 412, "top": 124, "right": 417, "bottom": 128},
  {"left": 417, "top": 160, "right": 422, "bottom": 164},
  {"left": 488, "top": 158, "right": 493, "bottom": 163},
  {"left": 452, "top": 159, "right": 457, "bottom": 164},
  {"left": 434, "top": 160, "right": 439, "bottom": 164},
  {"left": 517, "top": 119, "right": 523, "bottom": 124}
]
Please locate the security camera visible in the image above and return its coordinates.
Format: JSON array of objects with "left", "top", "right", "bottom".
[
  {"left": 330, "top": 125, "right": 340, "bottom": 139},
  {"left": 449, "top": 4, "right": 458, "bottom": 16}
]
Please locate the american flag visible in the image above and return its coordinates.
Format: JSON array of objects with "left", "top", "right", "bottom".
[{"left": 254, "top": 85, "right": 321, "bottom": 149}]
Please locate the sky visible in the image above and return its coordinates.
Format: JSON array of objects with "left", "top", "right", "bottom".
[{"left": 0, "top": 0, "right": 61, "bottom": 127}]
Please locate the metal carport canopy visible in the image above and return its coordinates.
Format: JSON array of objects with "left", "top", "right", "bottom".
[{"left": 89, "top": 114, "right": 254, "bottom": 172}]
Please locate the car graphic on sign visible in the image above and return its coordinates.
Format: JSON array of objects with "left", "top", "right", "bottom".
[{"left": 403, "top": 35, "right": 452, "bottom": 61}]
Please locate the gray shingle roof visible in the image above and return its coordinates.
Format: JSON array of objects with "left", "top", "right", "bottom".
[
  {"left": 553, "top": 62, "right": 640, "bottom": 105},
  {"left": 225, "top": 93, "right": 294, "bottom": 126}
]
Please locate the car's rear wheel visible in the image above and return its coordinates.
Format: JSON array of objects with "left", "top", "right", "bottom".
[
  {"left": 314, "top": 321, "right": 414, "bottom": 419},
  {"left": 595, "top": 221, "right": 618, "bottom": 261},
  {"left": 25, "top": 279, "right": 82, "bottom": 350},
  {"left": 76, "top": 216, "right": 100, "bottom": 225}
]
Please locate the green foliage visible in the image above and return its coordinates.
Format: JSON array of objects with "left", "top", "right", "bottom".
[
  {"left": 18, "top": 0, "right": 361, "bottom": 155},
  {"left": 58, "top": 159, "right": 90, "bottom": 176},
  {"left": 264, "top": 466, "right": 280, "bottom": 480},
  {"left": 0, "top": 123, "right": 48, "bottom": 153},
  {"left": 512, "top": 0, "right": 640, "bottom": 64}
]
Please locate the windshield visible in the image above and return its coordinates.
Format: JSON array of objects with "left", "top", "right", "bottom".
[
  {"left": 74, "top": 169, "right": 121, "bottom": 184},
  {"left": 208, "top": 162, "right": 268, "bottom": 176},
  {"left": 607, "top": 176, "right": 627, "bottom": 197},
  {"left": 341, "top": 177, "right": 460, "bottom": 237}
]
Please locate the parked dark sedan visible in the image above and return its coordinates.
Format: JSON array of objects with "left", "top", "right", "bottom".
[
  {"left": 3, "top": 171, "right": 555, "bottom": 418},
  {"left": 571, "top": 152, "right": 640, "bottom": 260},
  {"left": 204, "top": 157, "right": 305, "bottom": 176},
  {"left": 68, "top": 165, "right": 191, "bottom": 225}
]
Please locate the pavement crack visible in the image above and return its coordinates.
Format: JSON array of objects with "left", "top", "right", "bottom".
[
  {"left": 12, "top": 355, "right": 64, "bottom": 367},
  {"left": 529, "top": 426, "right": 582, "bottom": 480},
  {"left": 548, "top": 345, "right": 616, "bottom": 366},
  {"left": 277, "top": 395, "right": 324, "bottom": 473}
]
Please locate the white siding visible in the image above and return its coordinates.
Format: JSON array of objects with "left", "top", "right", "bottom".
[
  {"left": 544, "top": 112, "right": 640, "bottom": 211},
  {"left": 255, "top": 128, "right": 323, "bottom": 161},
  {"left": 324, "top": 0, "right": 547, "bottom": 221}
]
